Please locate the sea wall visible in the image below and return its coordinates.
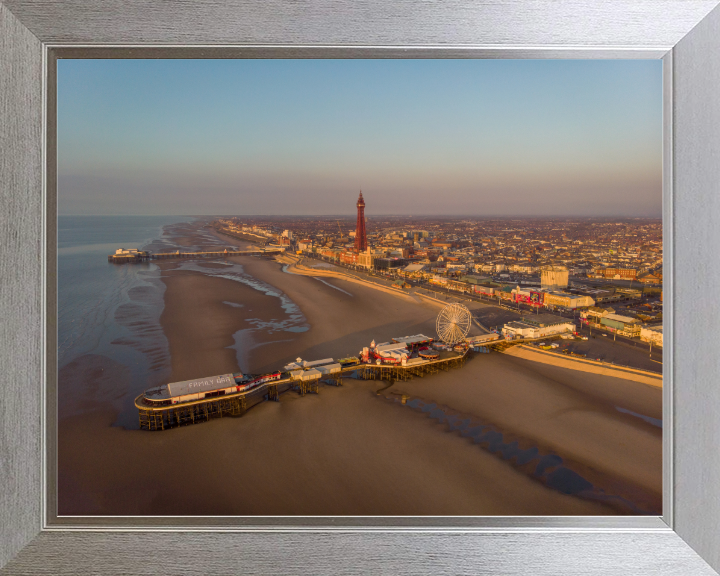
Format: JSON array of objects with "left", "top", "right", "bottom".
[{"left": 503, "top": 345, "right": 662, "bottom": 388}]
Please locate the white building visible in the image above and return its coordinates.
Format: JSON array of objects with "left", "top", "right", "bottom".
[
  {"left": 446, "top": 263, "right": 467, "bottom": 271},
  {"left": 501, "top": 314, "right": 575, "bottom": 340},
  {"left": 474, "top": 263, "right": 494, "bottom": 274},
  {"left": 511, "top": 262, "right": 536, "bottom": 274},
  {"left": 640, "top": 324, "right": 663, "bottom": 347},
  {"left": 580, "top": 306, "right": 615, "bottom": 321}
]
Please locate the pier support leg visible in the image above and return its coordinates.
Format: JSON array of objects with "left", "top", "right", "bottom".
[{"left": 268, "top": 384, "right": 279, "bottom": 402}]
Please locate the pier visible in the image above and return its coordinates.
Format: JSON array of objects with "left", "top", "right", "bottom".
[
  {"left": 108, "top": 247, "right": 284, "bottom": 264},
  {"left": 135, "top": 349, "right": 470, "bottom": 431}
]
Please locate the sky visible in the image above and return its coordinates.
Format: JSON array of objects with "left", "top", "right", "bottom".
[{"left": 57, "top": 59, "right": 663, "bottom": 217}]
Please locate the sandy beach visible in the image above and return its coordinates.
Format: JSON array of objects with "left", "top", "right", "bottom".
[{"left": 58, "top": 221, "right": 662, "bottom": 516}]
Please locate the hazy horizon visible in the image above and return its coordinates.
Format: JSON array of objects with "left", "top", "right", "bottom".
[
  {"left": 58, "top": 213, "right": 663, "bottom": 219},
  {"left": 58, "top": 59, "right": 662, "bottom": 218}
]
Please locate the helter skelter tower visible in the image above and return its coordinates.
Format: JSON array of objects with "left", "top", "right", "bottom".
[{"left": 354, "top": 191, "right": 368, "bottom": 251}]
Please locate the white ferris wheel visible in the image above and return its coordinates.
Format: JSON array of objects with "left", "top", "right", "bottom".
[{"left": 436, "top": 303, "right": 472, "bottom": 345}]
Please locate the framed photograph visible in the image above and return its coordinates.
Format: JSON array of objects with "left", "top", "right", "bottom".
[{"left": 2, "top": 1, "right": 720, "bottom": 574}]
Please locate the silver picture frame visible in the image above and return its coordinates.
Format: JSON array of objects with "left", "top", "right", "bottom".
[{"left": 2, "top": 1, "right": 719, "bottom": 573}]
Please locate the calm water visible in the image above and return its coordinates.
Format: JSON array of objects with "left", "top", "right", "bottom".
[
  {"left": 58, "top": 216, "right": 193, "bottom": 422},
  {"left": 57, "top": 215, "right": 310, "bottom": 426}
]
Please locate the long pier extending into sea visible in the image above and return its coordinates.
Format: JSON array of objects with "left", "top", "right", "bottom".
[
  {"left": 134, "top": 350, "right": 469, "bottom": 431},
  {"left": 108, "top": 247, "right": 284, "bottom": 263}
]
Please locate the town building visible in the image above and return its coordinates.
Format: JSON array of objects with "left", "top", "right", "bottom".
[
  {"left": 600, "top": 313, "right": 641, "bottom": 337},
  {"left": 358, "top": 248, "right": 382, "bottom": 269},
  {"left": 540, "top": 265, "right": 569, "bottom": 291},
  {"left": 511, "top": 286, "right": 545, "bottom": 306},
  {"left": 640, "top": 324, "right": 663, "bottom": 347},
  {"left": 374, "top": 257, "right": 408, "bottom": 272},
  {"left": 502, "top": 314, "right": 575, "bottom": 340},
  {"left": 580, "top": 306, "right": 615, "bottom": 322},
  {"left": 339, "top": 250, "right": 359, "bottom": 265},
  {"left": 399, "top": 263, "right": 426, "bottom": 278},
  {"left": 593, "top": 267, "right": 638, "bottom": 280},
  {"left": 543, "top": 291, "right": 595, "bottom": 309}
]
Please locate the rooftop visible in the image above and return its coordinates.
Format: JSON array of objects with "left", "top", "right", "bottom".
[
  {"left": 604, "top": 313, "right": 638, "bottom": 324},
  {"left": 523, "top": 314, "right": 573, "bottom": 327},
  {"left": 587, "top": 306, "right": 614, "bottom": 314},
  {"left": 392, "top": 334, "right": 434, "bottom": 345},
  {"left": 504, "top": 321, "right": 540, "bottom": 330},
  {"left": 154, "top": 373, "right": 239, "bottom": 399}
]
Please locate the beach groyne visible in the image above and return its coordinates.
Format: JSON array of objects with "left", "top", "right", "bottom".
[{"left": 503, "top": 345, "right": 662, "bottom": 388}]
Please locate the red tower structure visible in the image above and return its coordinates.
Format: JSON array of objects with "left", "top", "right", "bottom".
[{"left": 354, "top": 191, "right": 368, "bottom": 252}]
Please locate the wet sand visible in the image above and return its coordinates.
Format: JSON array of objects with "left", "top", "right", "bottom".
[
  {"left": 58, "top": 224, "right": 661, "bottom": 516},
  {"left": 157, "top": 262, "right": 291, "bottom": 379},
  {"left": 59, "top": 379, "right": 617, "bottom": 515},
  {"left": 389, "top": 352, "right": 662, "bottom": 512}
]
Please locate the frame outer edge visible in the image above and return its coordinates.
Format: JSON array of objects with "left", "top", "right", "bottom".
[
  {"left": 1, "top": 531, "right": 719, "bottom": 576},
  {"left": 672, "top": 2, "right": 720, "bottom": 573},
  {"left": 1, "top": 0, "right": 719, "bottom": 46},
  {"left": 662, "top": 50, "right": 674, "bottom": 531},
  {"left": 1, "top": 0, "right": 719, "bottom": 575},
  {"left": 0, "top": 1, "right": 43, "bottom": 570}
]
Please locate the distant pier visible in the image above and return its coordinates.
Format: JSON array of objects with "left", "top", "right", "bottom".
[{"left": 108, "top": 247, "right": 284, "bottom": 264}]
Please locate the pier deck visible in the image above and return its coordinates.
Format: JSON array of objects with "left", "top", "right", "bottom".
[
  {"left": 135, "top": 349, "right": 470, "bottom": 431},
  {"left": 109, "top": 248, "right": 283, "bottom": 264}
]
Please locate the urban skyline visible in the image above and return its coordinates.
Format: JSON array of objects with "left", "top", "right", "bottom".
[{"left": 58, "top": 59, "right": 662, "bottom": 217}]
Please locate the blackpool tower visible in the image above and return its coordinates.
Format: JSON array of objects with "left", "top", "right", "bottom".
[{"left": 354, "top": 191, "right": 368, "bottom": 252}]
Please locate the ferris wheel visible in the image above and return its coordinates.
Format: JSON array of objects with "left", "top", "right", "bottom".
[{"left": 436, "top": 303, "right": 472, "bottom": 345}]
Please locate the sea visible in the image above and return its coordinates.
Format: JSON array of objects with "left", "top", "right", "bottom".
[
  {"left": 57, "top": 215, "right": 309, "bottom": 428},
  {"left": 58, "top": 215, "right": 193, "bottom": 425}
]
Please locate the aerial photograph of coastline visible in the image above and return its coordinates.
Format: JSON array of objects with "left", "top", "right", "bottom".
[{"left": 58, "top": 59, "right": 663, "bottom": 516}]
